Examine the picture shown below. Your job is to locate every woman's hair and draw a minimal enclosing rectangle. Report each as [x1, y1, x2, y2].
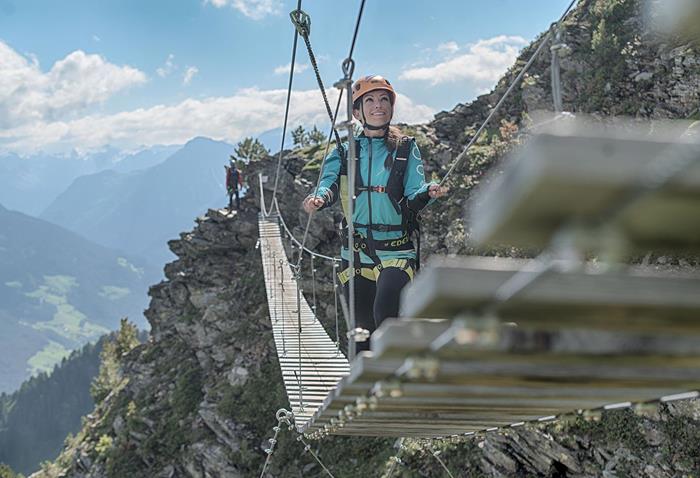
[353, 98, 402, 169]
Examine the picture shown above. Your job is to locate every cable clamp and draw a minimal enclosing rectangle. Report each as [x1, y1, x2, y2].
[333, 77, 352, 90]
[289, 9, 311, 36]
[395, 356, 440, 381]
[347, 327, 370, 342]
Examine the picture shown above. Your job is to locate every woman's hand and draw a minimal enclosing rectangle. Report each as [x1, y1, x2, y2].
[303, 195, 326, 213]
[428, 184, 449, 199]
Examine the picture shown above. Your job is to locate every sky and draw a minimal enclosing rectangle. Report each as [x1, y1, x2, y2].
[0, 0, 574, 155]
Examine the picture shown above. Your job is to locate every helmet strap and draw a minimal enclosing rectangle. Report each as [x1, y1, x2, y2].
[360, 102, 391, 132]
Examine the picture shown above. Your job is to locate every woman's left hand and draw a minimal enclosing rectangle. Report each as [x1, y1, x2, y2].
[428, 184, 449, 199]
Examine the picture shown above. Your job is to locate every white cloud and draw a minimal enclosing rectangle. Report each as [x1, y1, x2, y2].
[204, 0, 282, 20]
[437, 41, 459, 54]
[273, 62, 309, 75]
[183, 66, 199, 85]
[156, 53, 176, 78]
[0, 86, 435, 155]
[400, 35, 528, 86]
[0, 41, 146, 128]
[92, 34, 101, 42]
[393, 94, 436, 125]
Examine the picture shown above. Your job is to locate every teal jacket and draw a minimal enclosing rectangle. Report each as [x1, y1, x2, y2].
[311, 135, 435, 265]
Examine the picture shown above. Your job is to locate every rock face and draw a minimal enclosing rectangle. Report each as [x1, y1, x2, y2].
[33, 203, 269, 478]
[35, 0, 700, 477]
[33, 158, 393, 478]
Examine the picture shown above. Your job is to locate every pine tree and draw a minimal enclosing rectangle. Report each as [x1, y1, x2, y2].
[90, 319, 140, 403]
[308, 125, 325, 145]
[234, 137, 269, 162]
[115, 318, 140, 357]
[292, 125, 309, 147]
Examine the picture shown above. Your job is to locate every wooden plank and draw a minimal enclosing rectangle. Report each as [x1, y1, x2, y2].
[399, 256, 700, 334]
[302, 347, 700, 436]
[469, 121, 700, 251]
[372, 318, 700, 361]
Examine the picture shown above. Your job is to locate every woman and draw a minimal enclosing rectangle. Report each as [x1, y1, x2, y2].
[303, 75, 447, 353]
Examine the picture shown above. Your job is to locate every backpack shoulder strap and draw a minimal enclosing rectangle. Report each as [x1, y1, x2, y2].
[395, 135, 414, 162]
[337, 139, 362, 175]
[385, 136, 414, 215]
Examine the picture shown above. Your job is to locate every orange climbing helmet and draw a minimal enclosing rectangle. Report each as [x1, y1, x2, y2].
[352, 75, 396, 105]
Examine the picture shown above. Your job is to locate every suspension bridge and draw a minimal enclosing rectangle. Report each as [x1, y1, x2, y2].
[254, 0, 700, 475]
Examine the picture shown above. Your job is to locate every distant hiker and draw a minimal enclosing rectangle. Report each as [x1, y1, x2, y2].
[225, 156, 243, 210]
[302, 75, 448, 354]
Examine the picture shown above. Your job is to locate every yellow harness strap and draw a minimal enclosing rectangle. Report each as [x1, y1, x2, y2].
[338, 259, 414, 285]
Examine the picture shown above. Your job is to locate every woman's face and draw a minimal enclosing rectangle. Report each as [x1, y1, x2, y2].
[353, 90, 393, 128]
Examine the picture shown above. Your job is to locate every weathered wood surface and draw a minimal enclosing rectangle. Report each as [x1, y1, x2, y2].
[469, 122, 700, 251]
[400, 256, 700, 333]
[258, 215, 349, 430]
[302, 315, 700, 437]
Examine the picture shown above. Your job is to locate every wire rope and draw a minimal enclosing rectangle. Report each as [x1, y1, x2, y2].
[293, 0, 367, 270]
[268, 0, 303, 213]
[437, 0, 579, 188]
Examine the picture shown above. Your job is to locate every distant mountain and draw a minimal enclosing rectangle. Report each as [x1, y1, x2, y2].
[41, 137, 235, 266]
[112, 144, 181, 174]
[0, 203, 155, 393]
[0, 146, 176, 216]
[0, 153, 100, 216]
[256, 126, 287, 152]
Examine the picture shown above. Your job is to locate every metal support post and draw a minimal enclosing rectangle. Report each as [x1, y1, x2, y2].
[334, 59, 356, 361]
[295, 268, 305, 411]
[310, 254, 317, 321]
[279, 259, 287, 357]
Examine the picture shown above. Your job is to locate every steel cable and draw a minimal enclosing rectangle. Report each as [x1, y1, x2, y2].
[438, 0, 579, 188]
[268, 0, 303, 213]
[293, 0, 367, 270]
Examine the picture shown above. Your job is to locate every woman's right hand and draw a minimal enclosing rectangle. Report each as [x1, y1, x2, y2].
[303, 196, 325, 213]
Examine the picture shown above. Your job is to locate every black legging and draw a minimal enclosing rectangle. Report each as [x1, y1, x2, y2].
[342, 261, 412, 354]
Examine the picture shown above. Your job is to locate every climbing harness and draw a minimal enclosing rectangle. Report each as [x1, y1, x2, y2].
[337, 258, 414, 285]
[334, 135, 425, 283]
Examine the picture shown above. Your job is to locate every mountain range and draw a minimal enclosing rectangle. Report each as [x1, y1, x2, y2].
[0, 146, 178, 217]
[41, 137, 235, 266]
[0, 204, 155, 393]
